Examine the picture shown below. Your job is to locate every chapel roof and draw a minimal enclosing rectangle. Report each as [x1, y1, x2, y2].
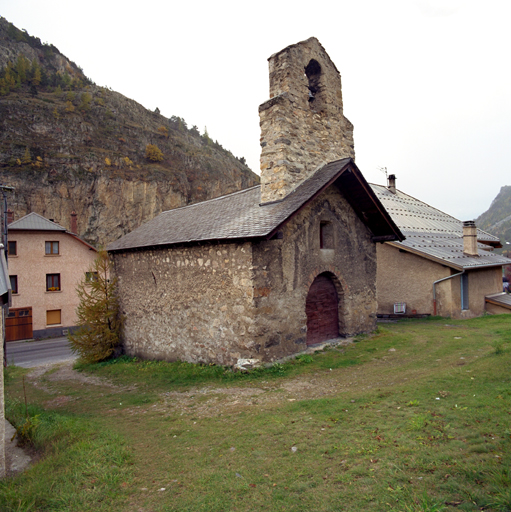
[370, 184, 511, 270]
[108, 158, 404, 253]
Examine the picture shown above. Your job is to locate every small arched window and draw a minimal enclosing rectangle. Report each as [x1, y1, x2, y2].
[320, 221, 334, 249]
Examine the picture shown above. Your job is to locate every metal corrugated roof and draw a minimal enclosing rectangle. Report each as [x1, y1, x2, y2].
[370, 185, 499, 242]
[108, 158, 403, 252]
[485, 292, 511, 309]
[370, 184, 511, 270]
[8, 212, 66, 232]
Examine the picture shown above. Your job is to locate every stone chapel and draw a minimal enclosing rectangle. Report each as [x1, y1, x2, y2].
[107, 37, 403, 365]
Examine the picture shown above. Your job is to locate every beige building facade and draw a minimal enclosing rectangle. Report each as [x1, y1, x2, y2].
[7, 213, 97, 339]
[371, 180, 511, 319]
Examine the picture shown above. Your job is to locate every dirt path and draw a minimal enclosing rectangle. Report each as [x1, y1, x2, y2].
[26, 345, 412, 419]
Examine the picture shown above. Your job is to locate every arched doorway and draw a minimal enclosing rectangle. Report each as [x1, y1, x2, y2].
[305, 273, 340, 346]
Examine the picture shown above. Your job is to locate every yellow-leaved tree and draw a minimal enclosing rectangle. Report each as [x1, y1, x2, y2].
[68, 251, 121, 363]
[145, 144, 164, 162]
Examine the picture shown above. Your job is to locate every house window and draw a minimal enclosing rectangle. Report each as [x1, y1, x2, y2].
[46, 309, 61, 325]
[45, 241, 59, 255]
[85, 271, 99, 283]
[9, 275, 18, 294]
[320, 221, 334, 249]
[46, 274, 61, 291]
[461, 273, 469, 310]
[7, 241, 16, 256]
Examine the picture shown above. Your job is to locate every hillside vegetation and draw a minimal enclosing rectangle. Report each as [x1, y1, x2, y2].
[0, 18, 259, 246]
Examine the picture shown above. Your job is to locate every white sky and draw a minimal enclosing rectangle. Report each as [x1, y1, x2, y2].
[2, 0, 510, 220]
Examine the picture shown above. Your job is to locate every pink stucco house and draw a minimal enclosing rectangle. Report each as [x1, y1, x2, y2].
[7, 213, 97, 340]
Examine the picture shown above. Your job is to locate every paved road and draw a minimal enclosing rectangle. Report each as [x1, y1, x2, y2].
[6, 336, 77, 368]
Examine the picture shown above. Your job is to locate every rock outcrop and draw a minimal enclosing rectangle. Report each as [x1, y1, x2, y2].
[0, 17, 259, 246]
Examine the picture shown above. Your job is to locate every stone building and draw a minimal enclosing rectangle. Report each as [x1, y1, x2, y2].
[108, 38, 403, 365]
[7, 213, 97, 340]
[371, 176, 511, 318]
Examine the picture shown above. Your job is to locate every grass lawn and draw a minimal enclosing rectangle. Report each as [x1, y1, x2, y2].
[1, 315, 511, 511]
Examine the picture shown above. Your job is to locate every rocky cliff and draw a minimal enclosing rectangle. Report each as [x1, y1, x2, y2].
[477, 185, 511, 254]
[0, 18, 259, 246]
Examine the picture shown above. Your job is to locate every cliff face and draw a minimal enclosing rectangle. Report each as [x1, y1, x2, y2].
[477, 185, 511, 253]
[0, 18, 259, 246]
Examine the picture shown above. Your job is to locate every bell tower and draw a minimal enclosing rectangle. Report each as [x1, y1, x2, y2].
[259, 38, 355, 203]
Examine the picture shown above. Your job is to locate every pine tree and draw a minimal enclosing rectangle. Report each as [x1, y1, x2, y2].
[68, 251, 121, 363]
[79, 92, 91, 111]
[21, 146, 31, 164]
[31, 59, 41, 86]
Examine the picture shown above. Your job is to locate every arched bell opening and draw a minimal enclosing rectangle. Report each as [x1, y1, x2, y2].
[305, 59, 322, 110]
[305, 272, 343, 346]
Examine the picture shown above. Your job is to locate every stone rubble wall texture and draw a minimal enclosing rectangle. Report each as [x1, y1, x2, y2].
[259, 37, 355, 203]
[113, 243, 256, 366]
[251, 187, 377, 361]
[112, 186, 378, 365]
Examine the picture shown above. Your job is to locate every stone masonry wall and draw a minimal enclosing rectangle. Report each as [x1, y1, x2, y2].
[251, 186, 377, 361]
[259, 37, 355, 203]
[112, 242, 256, 366]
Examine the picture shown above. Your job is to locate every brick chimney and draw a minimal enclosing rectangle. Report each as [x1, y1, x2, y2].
[70, 211, 78, 234]
[462, 220, 478, 256]
[6, 209, 14, 224]
[387, 174, 396, 194]
[258, 37, 355, 203]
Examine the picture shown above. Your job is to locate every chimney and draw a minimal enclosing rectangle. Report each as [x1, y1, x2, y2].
[70, 211, 77, 234]
[387, 174, 396, 194]
[462, 220, 478, 256]
[6, 209, 14, 224]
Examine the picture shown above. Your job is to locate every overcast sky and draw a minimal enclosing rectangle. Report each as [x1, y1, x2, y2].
[2, 0, 510, 220]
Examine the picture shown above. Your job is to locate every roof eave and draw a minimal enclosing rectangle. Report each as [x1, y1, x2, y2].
[108, 235, 261, 254]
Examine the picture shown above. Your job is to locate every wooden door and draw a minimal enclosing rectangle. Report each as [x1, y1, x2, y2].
[305, 274, 339, 345]
[6, 307, 33, 342]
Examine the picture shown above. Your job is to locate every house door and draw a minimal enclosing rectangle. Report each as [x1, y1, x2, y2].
[305, 273, 339, 345]
[5, 307, 33, 342]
